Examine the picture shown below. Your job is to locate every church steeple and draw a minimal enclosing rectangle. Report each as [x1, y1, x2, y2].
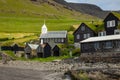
[41, 20, 47, 34]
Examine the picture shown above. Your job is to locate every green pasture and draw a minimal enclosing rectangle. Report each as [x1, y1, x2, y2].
[0, 16, 101, 33]
[0, 32, 38, 46]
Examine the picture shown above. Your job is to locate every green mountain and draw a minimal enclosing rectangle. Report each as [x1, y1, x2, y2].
[0, 0, 99, 19]
[0, 0, 100, 32]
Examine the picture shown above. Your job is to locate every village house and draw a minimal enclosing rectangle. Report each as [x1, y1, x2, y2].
[80, 12, 120, 54]
[47, 41, 61, 57]
[39, 23, 68, 45]
[24, 43, 52, 58]
[99, 12, 120, 36]
[81, 35, 120, 53]
[73, 22, 97, 48]
[24, 43, 38, 58]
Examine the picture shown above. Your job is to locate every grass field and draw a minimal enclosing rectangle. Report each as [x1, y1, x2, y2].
[0, 0, 100, 33]
[0, 17, 101, 46]
[0, 0, 101, 47]
[0, 32, 38, 46]
[0, 16, 99, 33]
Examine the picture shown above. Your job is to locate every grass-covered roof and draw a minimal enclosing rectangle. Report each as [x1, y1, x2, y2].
[84, 23, 97, 32]
[112, 12, 120, 20]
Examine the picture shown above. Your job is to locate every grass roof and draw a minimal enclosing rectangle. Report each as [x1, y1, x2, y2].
[85, 23, 97, 32]
[112, 12, 120, 20]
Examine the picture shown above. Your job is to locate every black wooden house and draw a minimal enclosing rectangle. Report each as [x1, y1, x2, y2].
[73, 23, 97, 42]
[73, 23, 97, 48]
[103, 12, 120, 35]
[81, 35, 120, 53]
[52, 45, 60, 56]
[42, 43, 51, 58]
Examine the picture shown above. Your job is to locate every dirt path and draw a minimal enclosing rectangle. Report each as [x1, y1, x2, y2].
[0, 66, 63, 80]
[0, 60, 119, 80]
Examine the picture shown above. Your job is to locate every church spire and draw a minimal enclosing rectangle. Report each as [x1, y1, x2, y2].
[41, 20, 47, 34]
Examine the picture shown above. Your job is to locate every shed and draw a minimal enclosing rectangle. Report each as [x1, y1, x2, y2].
[24, 43, 38, 58]
[52, 45, 60, 56]
[42, 43, 52, 58]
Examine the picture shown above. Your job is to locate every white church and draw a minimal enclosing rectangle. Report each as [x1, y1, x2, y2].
[39, 22, 68, 45]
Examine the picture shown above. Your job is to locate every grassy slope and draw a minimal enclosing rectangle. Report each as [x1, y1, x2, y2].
[0, 0, 100, 33]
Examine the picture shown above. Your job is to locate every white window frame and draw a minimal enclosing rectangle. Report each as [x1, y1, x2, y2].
[83, 33, 90, 39]
[98, 31, 106, 36]
[61, 38, 64, 42]
[114, 29, 120, 35]
[76, 34, 80, 39]
[107, 20, 115, 27]
[83, 34, 87, 39]
[87, 33, 90, 38]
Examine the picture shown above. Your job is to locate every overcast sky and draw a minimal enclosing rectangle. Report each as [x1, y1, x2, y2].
[65, 0, 120, 11]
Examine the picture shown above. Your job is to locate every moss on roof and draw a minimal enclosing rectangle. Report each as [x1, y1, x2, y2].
[118, 24, 120, 29]
[73, 21, 104, 33]
[96, 24, 105, 32]
[112, 12, 120, 20]
[84, 23, 97, 32]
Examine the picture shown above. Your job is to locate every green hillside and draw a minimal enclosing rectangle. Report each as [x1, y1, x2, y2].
[0, 0, 100, 33]
[0, 0, 97, 19]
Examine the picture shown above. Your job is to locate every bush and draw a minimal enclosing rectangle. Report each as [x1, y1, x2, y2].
[72, 48, 80, 56]
[61, 48, 69, 56]
[68, 34, 74, 44]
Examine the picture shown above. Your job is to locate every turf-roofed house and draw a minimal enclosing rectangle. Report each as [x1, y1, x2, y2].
[73, 22, 97, 48]
[80, 12, 120, 56]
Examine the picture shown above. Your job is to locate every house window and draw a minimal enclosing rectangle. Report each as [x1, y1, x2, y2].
[58, 38, 60, 42]
[61, 38, 64, 42]
[94, 42, 99, 49]
[76, 34, 80, 39]
[83, 33, 90, 39]
[107, 20, 115, 27]
[105, 41, 112, 48]
[114, 29, 120, 35]
[83, 34, 87, 39]
[54, 38, 57, 42]
[44, 38, 47, 42]
[87, 33, 90, 38]
[98, 31, 106, 36]
[81, 26, 85, 31]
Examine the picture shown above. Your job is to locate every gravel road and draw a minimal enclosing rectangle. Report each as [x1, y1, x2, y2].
[0, 66, 64, 80]
[0, 60, 119, 80]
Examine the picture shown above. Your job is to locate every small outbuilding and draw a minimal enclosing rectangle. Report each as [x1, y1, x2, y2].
[52, 45, 60, 56]
[42, 43, 52, 58]
[24, 43, 52, 58]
